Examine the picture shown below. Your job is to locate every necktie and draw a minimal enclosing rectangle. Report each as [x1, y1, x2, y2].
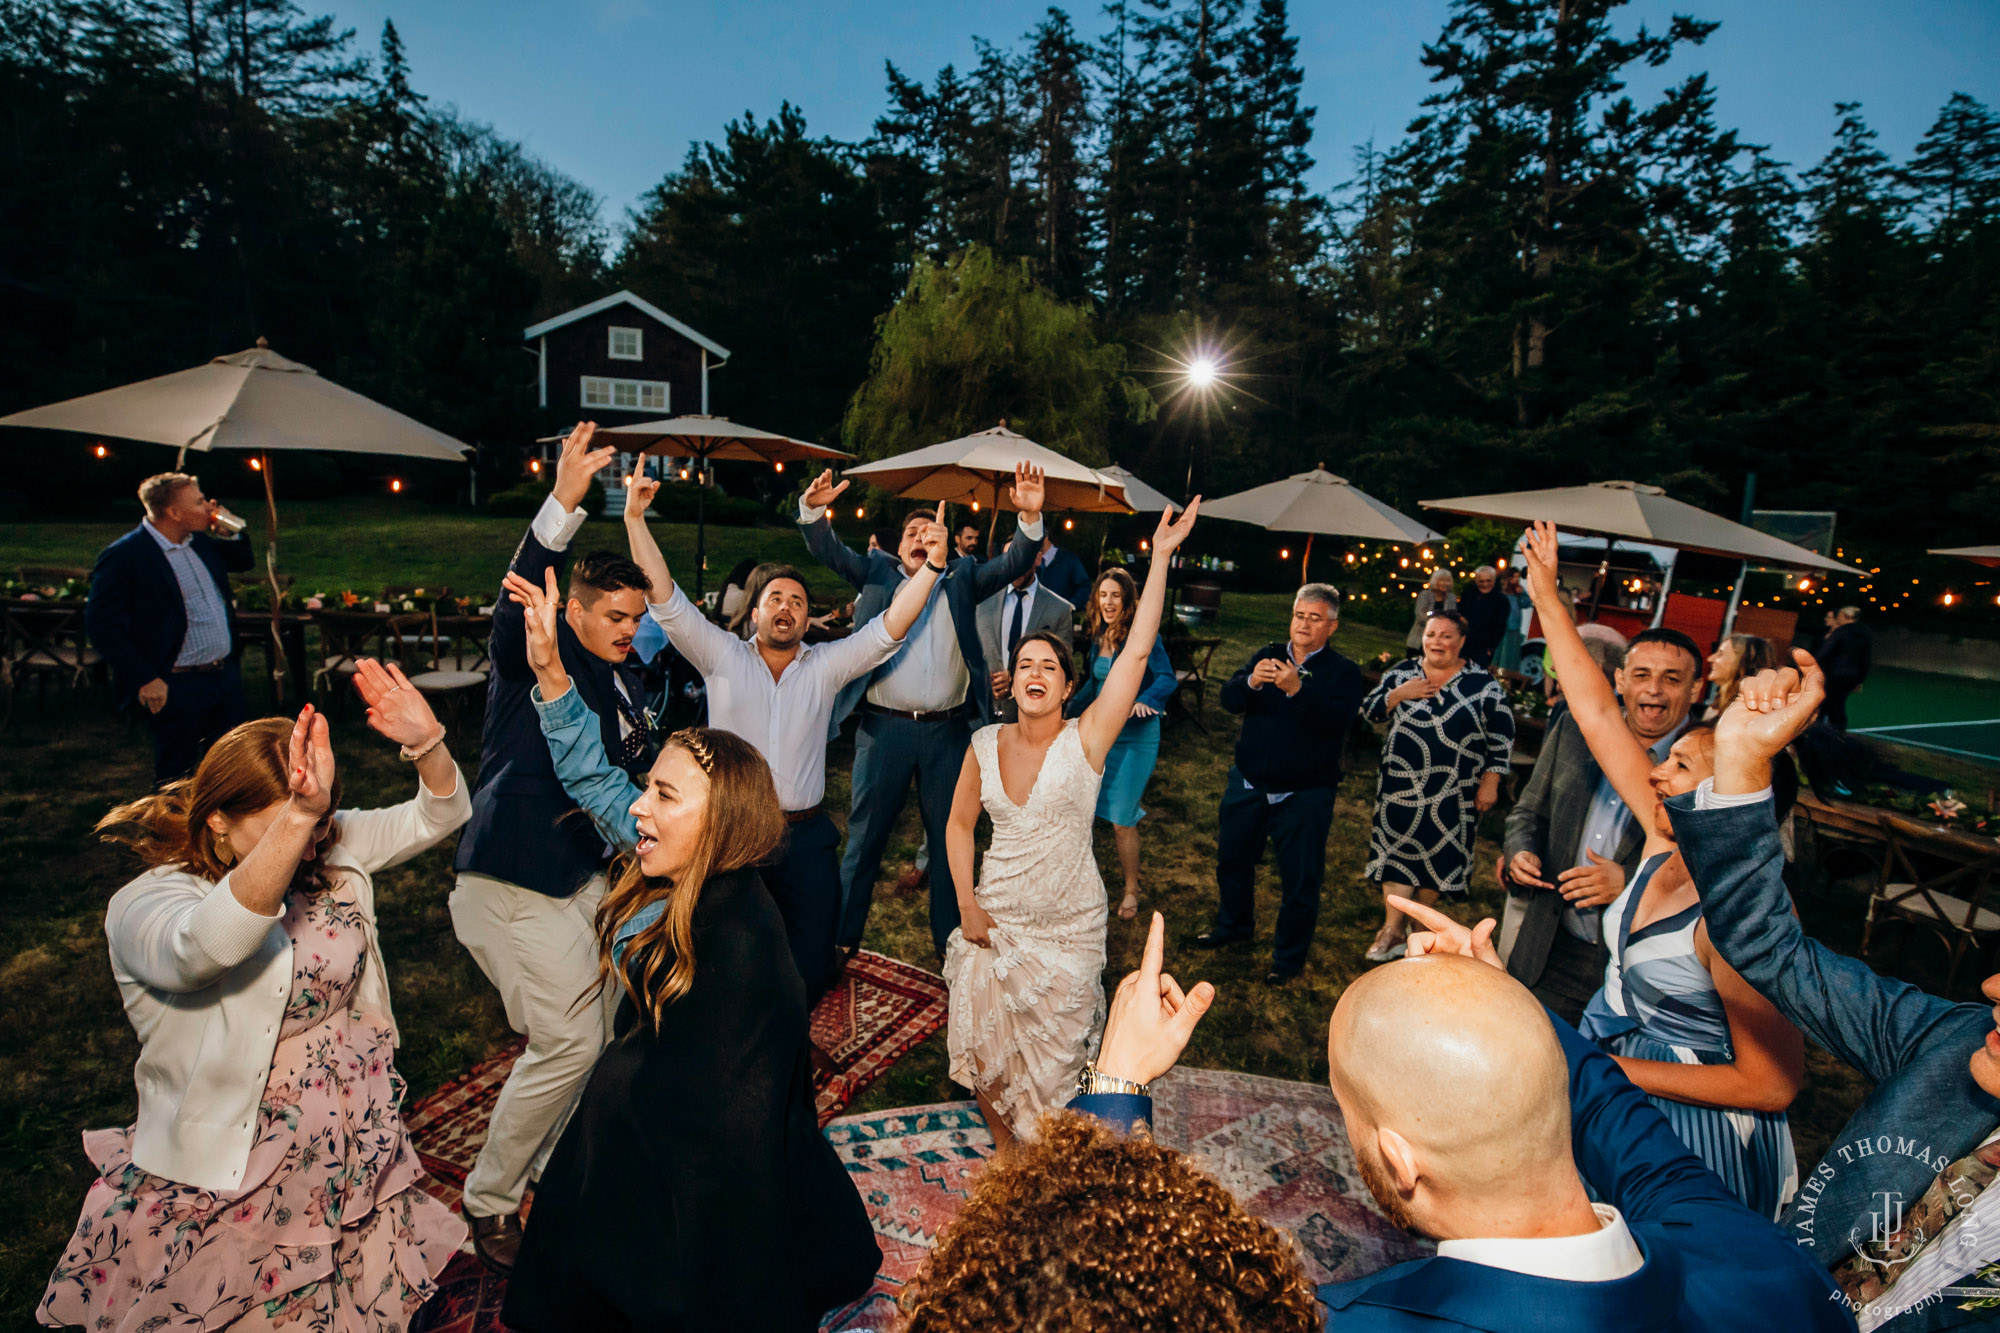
[1833, 1134, 2000, 1308]
[1006, 594, 1025, 659]
[610, 678, 652, 771]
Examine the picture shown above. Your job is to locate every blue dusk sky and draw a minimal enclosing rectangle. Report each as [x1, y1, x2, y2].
[323, 0, 2000, 231]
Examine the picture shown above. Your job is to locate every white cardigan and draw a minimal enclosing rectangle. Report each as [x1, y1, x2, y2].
[104, 766, 471, 1192]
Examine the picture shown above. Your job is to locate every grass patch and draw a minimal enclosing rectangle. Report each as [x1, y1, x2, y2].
[0, 512, 1896, 1324]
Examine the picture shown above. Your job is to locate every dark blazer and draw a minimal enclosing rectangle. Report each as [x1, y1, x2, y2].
[86, 524, 255, 706]
[1459, 585, 1514, 666]
[1670, 792, 1999, 1330]
[1502, 709, 1648, 988]
[455, 522, 654, 898]
[1037, 543, 1091, 608]
[800, 514, 1039, 726]
[504, 865, 880, 1331]
[1072, 1015, 1848, 1333]
[1820, 622, 1875, 686]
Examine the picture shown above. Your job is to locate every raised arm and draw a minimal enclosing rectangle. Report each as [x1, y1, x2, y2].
[876, 508, 952, 641]
[1077, 501, 1199, 766]
[1520, 521, 1656, 820]
[492, 422, 614, 682]
[795, 468, 871, 591]
[621, 473, 742, 677]
[966, 464, 1048, 600]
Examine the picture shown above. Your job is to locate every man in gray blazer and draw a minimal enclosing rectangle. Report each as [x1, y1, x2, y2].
[1497, 628, 1702, 1024]
[975, 566, 1075, 722]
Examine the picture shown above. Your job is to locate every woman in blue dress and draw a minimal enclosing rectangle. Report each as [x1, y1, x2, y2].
[1521, 520, 1803, 1220]
[1068, 567, 1176, 921]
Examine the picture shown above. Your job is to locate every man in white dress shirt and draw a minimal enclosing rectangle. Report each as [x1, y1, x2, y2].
[626, 477, 953, 1002]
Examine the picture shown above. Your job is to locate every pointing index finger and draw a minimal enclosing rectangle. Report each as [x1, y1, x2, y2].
[1140, 911, 1166, 989]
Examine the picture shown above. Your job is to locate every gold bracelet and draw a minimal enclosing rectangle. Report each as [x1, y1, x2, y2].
[1073, 1061, 1149, 1099]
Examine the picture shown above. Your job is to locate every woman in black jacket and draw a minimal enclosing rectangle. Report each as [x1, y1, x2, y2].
[503, 723, 881, 1332]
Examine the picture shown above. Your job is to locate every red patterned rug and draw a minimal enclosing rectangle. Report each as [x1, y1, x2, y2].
[405, 949, 948, 1213]
[819, 1067, 1433, 1332]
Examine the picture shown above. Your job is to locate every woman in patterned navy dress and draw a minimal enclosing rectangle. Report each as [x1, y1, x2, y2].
[1522, 520, 1803, 1220]
[1361, 609, 1514, 962]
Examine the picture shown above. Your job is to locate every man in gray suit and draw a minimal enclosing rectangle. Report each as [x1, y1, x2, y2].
[1497, 627, 1702, 1024]
[976, 565, 1074, 721]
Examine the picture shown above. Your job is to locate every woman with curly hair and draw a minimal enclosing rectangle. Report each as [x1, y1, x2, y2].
[900, 1111, 1322, 1333]
[40, 668, 472, 1333]
[499, 566, 881, 1333]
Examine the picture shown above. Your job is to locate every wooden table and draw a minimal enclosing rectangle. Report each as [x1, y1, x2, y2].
[233, 611, 313, 703]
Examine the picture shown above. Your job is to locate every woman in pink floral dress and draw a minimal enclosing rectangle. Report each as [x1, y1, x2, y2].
[40, 662, 472, 1332]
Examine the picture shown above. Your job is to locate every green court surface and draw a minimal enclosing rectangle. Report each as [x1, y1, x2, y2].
[1851, 666, 2000, 761]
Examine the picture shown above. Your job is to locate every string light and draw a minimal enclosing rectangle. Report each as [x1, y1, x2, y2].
[1064, 519, 1074, 530]
[390, 478, 403, 493]
[774, 461, 784, 473]
[92, 443, 107, 458]
[971, 501, 981, 512]
[530, 459, 541, 474]
[855, 507, 865, 519]
[248, 458, 262, 471]
[1280, 548, 1291, 560]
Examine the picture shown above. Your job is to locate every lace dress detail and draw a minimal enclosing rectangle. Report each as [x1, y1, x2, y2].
[943, 719, 1108, 1138]
[40, 877, 464, 1332]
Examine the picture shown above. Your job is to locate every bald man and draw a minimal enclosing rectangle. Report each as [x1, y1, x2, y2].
[1061, 914, 1848, 1333]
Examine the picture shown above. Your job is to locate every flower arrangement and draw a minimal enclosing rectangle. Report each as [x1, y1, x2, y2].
[3, 577, 89, 602]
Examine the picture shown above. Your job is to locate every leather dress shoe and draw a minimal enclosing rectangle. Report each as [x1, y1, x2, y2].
[468, 1210, 523, 1274]
[1189, 930, 1250, 950]
[894, 866, 929, 894]
[1264, 965, 1302, 984]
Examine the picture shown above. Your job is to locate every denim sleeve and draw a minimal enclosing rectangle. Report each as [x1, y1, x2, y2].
[1667, 792, 1973, 1085]
[534, 684, 640, 848]
[1136, 639, 1177, 713]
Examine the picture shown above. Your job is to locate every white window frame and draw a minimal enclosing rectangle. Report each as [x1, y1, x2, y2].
[581, 376, 668, 412]
[608, 325, 644, 361]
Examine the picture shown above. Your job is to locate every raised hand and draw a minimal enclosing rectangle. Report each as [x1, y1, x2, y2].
[1714, 649, 1825, 790]
[1096, 912, 1216, 1086]
[1388, 895, 1502, 970]
[552, 420, 616, 512]
[1151, 497, 1201, 557]
[1008, 462, 1045, 519]
[803, 468, 850, 511]
[502, 567, 564, 680]
[916, 508, 951, 567]
[1522, 520, 1563, 606]
[286, 704, 336, 817]
[623, 469, 661, 522]
[353, 658, 444, 750]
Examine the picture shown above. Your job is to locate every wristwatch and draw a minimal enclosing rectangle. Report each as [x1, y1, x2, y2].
[1073, 1061, 1149, 1099]
[926, 559, 948, 573]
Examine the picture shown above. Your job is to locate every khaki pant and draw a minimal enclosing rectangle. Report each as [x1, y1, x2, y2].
[449, 871, 614, 1219]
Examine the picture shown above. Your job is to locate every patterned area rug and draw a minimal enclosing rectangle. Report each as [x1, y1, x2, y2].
[404, 949, 948, 1212]
[820, 1066, 1433, 1331]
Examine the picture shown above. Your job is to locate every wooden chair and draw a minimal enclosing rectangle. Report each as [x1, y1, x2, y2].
[1, 599, 102, 726]
[1863, 812, 2000, 997]
[310, 609, 392, 710]
[401, 611, 491, 732]
[1164, 635, 1222, 732]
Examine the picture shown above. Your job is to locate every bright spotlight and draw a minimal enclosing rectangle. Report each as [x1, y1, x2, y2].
[1187, 357, 1219, 390]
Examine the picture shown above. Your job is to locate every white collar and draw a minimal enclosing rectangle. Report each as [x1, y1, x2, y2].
[1008, 581, 1037, 603]
[143, 517, 192, 551]
[1435, 1204, 1644, 1282]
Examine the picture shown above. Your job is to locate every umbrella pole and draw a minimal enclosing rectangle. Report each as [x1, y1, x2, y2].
[1301, 533, 1313, 586]
[1720, 560, 1749, 639]
[1586, 535, 1614, 621]
[986, 481, 1001, 552]
[260, 451, 287, 704]
[694, 452, 707, 601]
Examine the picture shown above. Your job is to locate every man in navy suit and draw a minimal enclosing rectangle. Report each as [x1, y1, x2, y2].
[1674, 652, 2000, 1331]
[1036, 913, 1848, 1332]
[1036, 533, 1092, 608]
[86, 471, 255, 783]
[449, 422, 658, 1273]
[796, 464, 1045, 956]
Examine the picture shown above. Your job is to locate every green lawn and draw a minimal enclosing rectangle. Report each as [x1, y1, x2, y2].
[0, 509, 1894, 1326]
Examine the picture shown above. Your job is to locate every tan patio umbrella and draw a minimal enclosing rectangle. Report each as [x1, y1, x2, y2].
[1201, 466, 1442, 584]
[573, 415, 851, 596]
[840, 422, 1131, 548]
[0, 339, 471, 698]
[1097, 463, 1178, 513]
[1931, 545, 2000, 568]
[1423, 479, 1862, 631]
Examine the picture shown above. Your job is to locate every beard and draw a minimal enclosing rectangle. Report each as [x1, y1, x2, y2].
[1355, 1139, 1427, 1237]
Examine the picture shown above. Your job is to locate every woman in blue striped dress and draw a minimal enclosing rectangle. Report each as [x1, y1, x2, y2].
[1522, 521, 1803, 1220]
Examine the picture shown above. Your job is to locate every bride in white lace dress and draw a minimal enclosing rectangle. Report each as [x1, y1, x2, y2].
[944, 499, 1201, 1143]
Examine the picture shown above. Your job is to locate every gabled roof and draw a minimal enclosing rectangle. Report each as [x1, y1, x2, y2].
[522, 291, 731, 362]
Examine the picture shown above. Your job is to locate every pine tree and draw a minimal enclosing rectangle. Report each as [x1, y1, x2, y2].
[1900, 93, 2000, 244]
[1020, 8, 1093, 298]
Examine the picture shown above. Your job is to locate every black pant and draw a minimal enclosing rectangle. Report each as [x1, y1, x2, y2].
[762, 810, 842, 1005]
[838, 710, 971, 954]
[1531, 927, 1610, 1028]
[147, 661, 246, 785]
[1212, 768, 1337, 972]
[1824, 677, 1861, 731]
